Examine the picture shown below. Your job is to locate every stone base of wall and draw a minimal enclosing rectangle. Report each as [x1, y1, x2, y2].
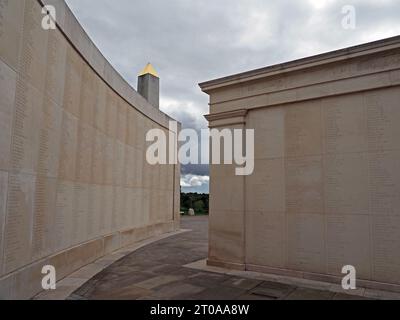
[207, 259, 246, 271]
[207, 259, 400, 293]
[0, 222, 177, 300]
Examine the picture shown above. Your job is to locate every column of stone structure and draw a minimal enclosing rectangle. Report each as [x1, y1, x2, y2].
[205, 110, 248, 270]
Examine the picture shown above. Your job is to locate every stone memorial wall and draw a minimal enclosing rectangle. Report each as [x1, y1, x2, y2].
[0, 0, 180, 299]
[201, 36, 400, 292]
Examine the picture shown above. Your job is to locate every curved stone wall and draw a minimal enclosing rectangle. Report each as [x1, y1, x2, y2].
[0, 0, 180, 299]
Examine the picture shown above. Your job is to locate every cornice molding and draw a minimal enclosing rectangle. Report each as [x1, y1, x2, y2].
[199, 36, 400, 93]
[204, 109, 248, 128]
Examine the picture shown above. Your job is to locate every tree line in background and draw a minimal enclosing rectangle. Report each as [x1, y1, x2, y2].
[180, 193, 209, 215]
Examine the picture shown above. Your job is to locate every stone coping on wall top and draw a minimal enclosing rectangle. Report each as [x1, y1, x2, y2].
[39, 0, 179, 130]
[199, 35, 400, 92]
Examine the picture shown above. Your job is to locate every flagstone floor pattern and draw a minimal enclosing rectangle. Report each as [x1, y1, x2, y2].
[68, 216, 377, 300]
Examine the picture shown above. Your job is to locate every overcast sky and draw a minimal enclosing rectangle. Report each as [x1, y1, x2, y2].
[65, 0, 400, 193]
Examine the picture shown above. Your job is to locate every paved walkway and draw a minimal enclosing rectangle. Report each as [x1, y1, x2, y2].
[67, 216, 381, 300]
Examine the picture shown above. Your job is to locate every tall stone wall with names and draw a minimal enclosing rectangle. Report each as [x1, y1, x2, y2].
[0, 0, 180, 299]
[202, 36, 400, 291]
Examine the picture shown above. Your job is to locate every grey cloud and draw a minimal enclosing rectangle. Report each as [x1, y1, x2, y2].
[182, 164, 209, 177]
[66, 0, 400, 116]
[65, 0, 400, 190]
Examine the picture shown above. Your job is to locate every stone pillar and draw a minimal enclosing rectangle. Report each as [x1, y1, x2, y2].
[138, 63, 160, 109]
[172, 122, 181, 231]
[205, 110, 248, 270]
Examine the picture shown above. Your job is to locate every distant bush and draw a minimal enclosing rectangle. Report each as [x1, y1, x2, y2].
[181, 193, 209, 215]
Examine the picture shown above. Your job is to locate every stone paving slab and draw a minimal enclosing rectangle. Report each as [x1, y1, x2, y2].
[364, 289, 400, 300]
[184, 257, 400, 300]
[191, 286, 247, 300]
[90, 285, 153, 300]
[183, 272, 239, 290]
[36, 217, 399, 300]
[33, 229, 190, 300]
[285, 288, 336, 300]
[238, 293, 276, 300]
[152, 283, 205, 300]
[333, 293, 374, 300]
[250, 281, 296, 299]
[135, 275, 185, 290]
[222, 278, 263, 291]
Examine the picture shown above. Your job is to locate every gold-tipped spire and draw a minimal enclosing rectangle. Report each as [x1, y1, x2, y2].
[139, 63, 159, 78]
